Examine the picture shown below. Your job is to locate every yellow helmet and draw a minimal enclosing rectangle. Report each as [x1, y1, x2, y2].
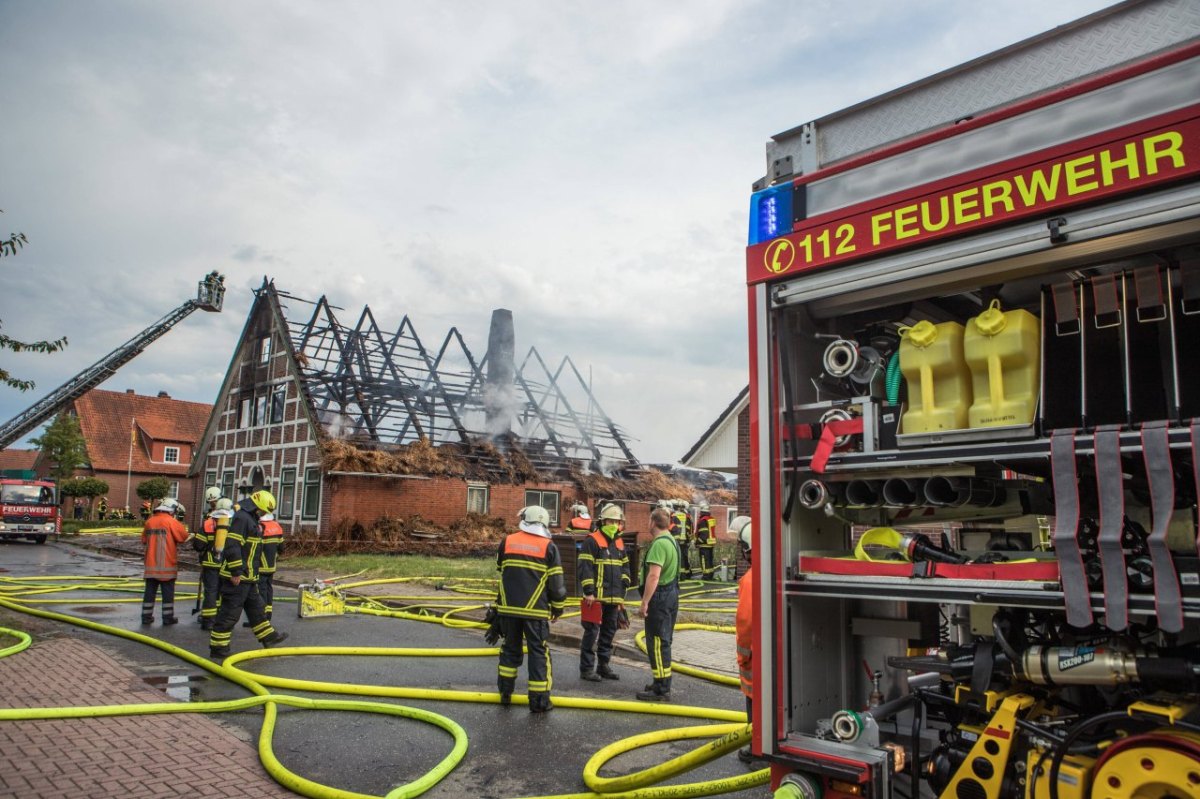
[249, 490, 277, 513]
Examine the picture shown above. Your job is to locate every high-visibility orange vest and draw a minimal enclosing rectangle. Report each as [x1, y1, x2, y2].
[142, 512, 190, 581]
[735, 565, 754, 699]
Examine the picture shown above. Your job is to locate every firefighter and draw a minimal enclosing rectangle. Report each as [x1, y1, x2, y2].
[139, 500, 152, 521]
[636, 507, 679, 702]
[729, 514, 762, 764]
[577, 504, 631, 682]
[695, 503, 717, 580]
[590, 500, 615, 533]
[97, 496, 108, 520]
[193, 487, 231, 630]
[257, 511, 284, 619]
[668, 499, 693, 579]
[495, 505, 567, 713]
[208, 490, 288, 658]
[564, 503, 592, 533]
[140, 499, 190, 625]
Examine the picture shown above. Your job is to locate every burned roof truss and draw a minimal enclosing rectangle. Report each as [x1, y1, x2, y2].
[280, 289, 638, 472]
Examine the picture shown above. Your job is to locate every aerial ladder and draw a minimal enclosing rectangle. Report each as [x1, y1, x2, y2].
[0, 271, 226, 450]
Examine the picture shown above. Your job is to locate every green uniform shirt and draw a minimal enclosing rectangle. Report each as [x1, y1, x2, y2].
[641, 533, 679, 588]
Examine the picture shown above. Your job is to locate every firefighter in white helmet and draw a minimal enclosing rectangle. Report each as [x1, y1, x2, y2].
[565, 503, 591, 534]
[192, 487, 231, 630]
[694, 502, 717, 580]
[729, 515, 762, 764]
[209, 490, 288, 658]
[494, 505, 567, 712]
[577, 503, 631, 682]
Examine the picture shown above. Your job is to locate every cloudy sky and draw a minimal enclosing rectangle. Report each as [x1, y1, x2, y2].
[0, 0, 1115, 464]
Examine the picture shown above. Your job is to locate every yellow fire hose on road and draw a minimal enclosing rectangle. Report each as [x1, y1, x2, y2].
[0, 575, 767, 799]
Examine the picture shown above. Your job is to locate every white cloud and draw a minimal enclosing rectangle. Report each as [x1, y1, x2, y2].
[0, 0, 1117, 461]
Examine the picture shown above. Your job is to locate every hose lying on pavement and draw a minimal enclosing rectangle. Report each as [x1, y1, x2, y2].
[0, 575, 767, 799]
[0, 626, 32, 658]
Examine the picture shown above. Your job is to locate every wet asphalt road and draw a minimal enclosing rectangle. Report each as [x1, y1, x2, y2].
[0, 540, 769, 799]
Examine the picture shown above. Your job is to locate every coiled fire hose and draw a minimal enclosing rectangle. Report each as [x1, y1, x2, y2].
[0, 574, 766, 799]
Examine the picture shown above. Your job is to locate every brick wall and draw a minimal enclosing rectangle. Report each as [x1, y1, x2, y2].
[86, 470, 197, 517]
[737, 406, 750, 515]
[327, 476, 582, 530]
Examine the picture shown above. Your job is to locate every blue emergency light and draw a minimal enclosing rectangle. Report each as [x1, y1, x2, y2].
[748, 183, 793, 245]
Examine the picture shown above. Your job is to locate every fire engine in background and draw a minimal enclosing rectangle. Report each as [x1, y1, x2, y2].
[0, 478, 59, 544]
[745, 3, 1200, 798]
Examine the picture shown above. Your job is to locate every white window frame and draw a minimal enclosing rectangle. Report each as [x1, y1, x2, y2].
[466, 483, 489, 515]
[167, 481, 179, 500]
[163, 446, 180, 464]
[523, 489, 560, 526]
[259, 334, 272, 364]
[254, 395, 268, 427]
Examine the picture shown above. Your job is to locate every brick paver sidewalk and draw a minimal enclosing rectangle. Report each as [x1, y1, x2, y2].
[0, 637, 295, 798]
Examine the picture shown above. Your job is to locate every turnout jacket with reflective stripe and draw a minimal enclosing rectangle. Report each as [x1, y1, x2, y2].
[196, 509, 232, 568]
[259, 518, 284, 573]
[577, 530, 630, 604]
[496, 531, 567, 620]
[736, 566, 754, 699]
[695, 513, 716, 548]
[142, 512, 190, 580]
[669, 511, 691, 544]
[219, 508, 264, 582]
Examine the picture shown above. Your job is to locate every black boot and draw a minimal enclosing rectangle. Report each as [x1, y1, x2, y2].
[529, 692, 554, 713]
[498, 676, 515, 706]
[580, 671, 602, 682]
[636, 678, 671, 702]
[597, 663, 619, 680]
[262, 631, 289, 648]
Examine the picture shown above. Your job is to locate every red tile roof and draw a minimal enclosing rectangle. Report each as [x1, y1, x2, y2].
[0, 449, 38, 472]
[73, 389, 212, 475]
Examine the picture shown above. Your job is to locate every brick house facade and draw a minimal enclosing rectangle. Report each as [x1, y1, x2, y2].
[190, 283, 707, 540]
[37, 388, 211, 517]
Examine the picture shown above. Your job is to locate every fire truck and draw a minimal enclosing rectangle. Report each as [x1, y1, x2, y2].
[0, 478, 59, 544]
[745, 2, 1200, 798]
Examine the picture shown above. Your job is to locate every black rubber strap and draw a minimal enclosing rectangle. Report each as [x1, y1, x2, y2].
[1051, 282, 1080, 336]
[1051, 429, 1092, 627]
[1142, 420, 1182, 633]
[1095, 425, 1128, 631]
[1091, 274, 1122, 329]
[1134, 266, 1167, 323]
[1181, 253, 1200, 316]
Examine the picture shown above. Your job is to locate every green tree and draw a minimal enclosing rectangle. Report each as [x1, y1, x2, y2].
[1, 213, 67, 391]
[59, 476, 110, 519]
[30, 413, 88, 480]
[136, 477, 172, 505]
